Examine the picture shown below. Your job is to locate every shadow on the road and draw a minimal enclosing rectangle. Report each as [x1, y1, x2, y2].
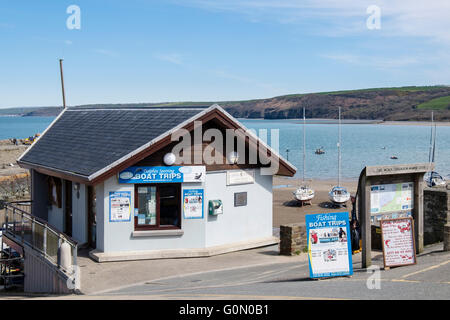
[258, 250, 280, 256]
[262, 277, 317, 283]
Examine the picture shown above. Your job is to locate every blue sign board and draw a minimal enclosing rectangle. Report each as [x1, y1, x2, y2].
[109, 191, 132, 222]
[305, 212, 353, 278]
[183, 189, 204, 219]
[118, 166, 205, 184]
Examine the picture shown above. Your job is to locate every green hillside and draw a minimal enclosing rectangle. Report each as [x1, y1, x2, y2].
[417, 95, 450, 110]
[2, 85, 450, 121]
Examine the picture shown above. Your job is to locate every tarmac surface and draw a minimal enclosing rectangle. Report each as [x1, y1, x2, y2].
[85, 243, 449, 300]
[0, 242, 448, 300]
[21, 242, 441, 300]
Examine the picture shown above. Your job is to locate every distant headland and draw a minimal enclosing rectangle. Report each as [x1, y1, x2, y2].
[1, 85, 449, 121]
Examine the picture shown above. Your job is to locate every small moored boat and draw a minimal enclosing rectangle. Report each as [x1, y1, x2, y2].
[294, 107, 315, 204]
[329, 186, 350, 205]
[294, 185, 315, 202]
[425, 112, 446, 188]
[328, 107, 350, 206]
[315, 147, 325, 155]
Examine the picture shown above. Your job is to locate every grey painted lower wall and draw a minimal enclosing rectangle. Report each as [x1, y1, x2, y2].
[23, 244, 72, 294]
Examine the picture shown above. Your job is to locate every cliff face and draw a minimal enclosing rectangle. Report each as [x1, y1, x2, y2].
[23, 107, 63, 117]
[221, 87, 450, 121]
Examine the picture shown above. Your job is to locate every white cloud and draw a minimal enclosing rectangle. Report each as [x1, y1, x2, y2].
[93, 49, 119, 58]
[173, 0, 450, 43]
[321, 53, 420, 69]
[154, 53, 183, 65]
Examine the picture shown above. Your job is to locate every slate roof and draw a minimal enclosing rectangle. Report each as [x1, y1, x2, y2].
[19, 105, 209, 178]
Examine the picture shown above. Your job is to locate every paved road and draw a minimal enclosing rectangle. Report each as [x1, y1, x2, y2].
[97, 244, 450, 300]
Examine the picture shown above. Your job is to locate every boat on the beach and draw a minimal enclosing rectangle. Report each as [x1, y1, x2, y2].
[294, 107, 315, 203]
[329, 107, 350, 206]
[425, 111, 446, 187]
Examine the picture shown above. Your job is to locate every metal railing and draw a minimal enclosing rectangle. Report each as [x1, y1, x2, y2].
[2, 201, 78, 276]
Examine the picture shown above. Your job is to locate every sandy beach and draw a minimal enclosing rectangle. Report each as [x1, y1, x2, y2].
[272, 176, 358, 227]
[0, 140, 28, 178]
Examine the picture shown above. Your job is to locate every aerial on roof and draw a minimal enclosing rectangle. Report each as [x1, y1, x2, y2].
[18, 104, 296, 183]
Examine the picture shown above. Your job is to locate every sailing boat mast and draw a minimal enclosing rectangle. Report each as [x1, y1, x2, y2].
[428, 112, 434, 164]
[432, 112, 437, 163]
[338, 107, 341, 187]
[303, 107, 306, 183]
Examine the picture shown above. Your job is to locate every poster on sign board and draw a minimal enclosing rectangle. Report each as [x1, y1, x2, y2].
[183, 189, 204, 219]
[380, 217, 416, 268]
[305, 212, 353, 278]
[109, 191, 131, 222]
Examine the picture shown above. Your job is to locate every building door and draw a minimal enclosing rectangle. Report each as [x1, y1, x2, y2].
[64, 180, 73, 236]
[87, 186, 97, 249]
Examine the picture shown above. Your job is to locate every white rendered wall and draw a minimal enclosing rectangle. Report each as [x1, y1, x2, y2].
[96, 169, 273, 253]
[204, 169, 273, 247]
[99, 175, 206, 253]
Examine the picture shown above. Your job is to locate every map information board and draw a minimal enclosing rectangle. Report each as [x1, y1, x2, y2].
[370, 182, 413, 214]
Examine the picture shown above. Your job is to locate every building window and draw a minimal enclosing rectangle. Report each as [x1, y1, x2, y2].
[134, 184, 181, 230]
[47, 176, 62, 208]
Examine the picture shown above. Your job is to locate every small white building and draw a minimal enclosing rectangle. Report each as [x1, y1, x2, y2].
[18, 104, 296, 262]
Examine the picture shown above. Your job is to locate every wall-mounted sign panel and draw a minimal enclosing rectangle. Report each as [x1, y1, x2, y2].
[370, 211, 412, 227]
[226, 170, 255, 186]
[109, 191, 131, 222]
[234, 192, 247, 207]
[381, 217, 416, 268]
[305, 212, 353, 278]
[119, 166, 205, 184]
[370, 182, 413, 215]
[183, 189, 204, 219]
[366, 163, 432, 177]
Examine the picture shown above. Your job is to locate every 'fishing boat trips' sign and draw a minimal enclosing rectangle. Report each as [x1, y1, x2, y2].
[118, 166, 206, 184]
[306, 212, 353, 278]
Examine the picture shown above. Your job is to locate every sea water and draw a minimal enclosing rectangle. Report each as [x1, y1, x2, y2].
[0, 116, 55, 140]
[0, 116, 448, 180]
[240, 119, 450, 180]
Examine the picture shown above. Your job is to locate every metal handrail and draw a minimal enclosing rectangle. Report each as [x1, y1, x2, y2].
[2, 201, 78, 276]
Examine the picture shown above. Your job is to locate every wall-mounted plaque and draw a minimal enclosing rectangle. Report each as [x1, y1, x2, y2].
[226, 170, 255, 186]
[234, 192, 247, 207]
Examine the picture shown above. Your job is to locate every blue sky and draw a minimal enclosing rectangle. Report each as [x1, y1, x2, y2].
[1, 0, 449, 108]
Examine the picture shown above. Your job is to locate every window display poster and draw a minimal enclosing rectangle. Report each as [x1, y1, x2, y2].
[381, 217, 416, 267]
[183, 189, 204, 219]
[306, 212, 353, 278]
[109, 191, 132, 222]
